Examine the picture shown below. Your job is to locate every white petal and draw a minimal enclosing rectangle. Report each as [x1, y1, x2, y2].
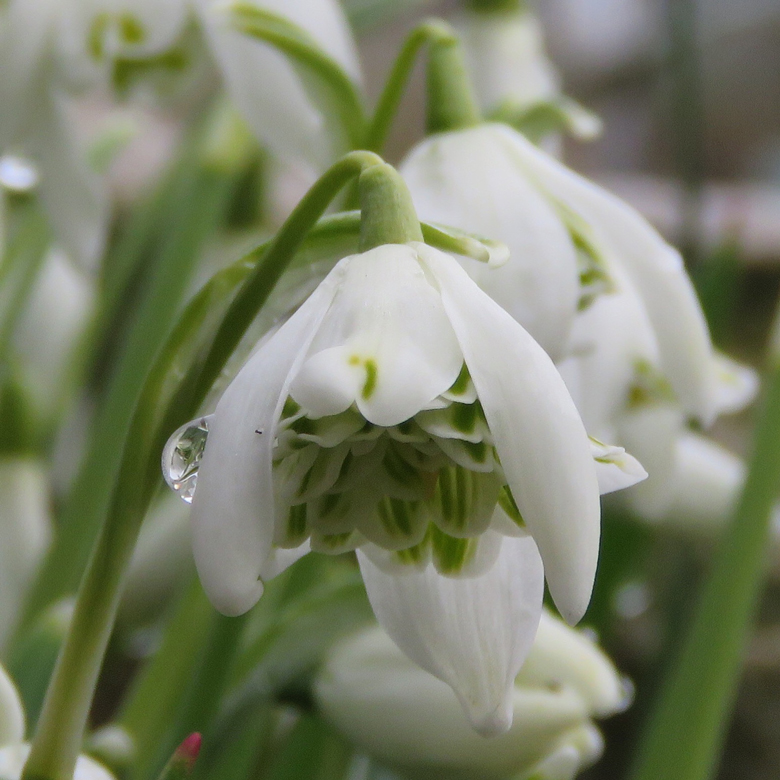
[625, 432, 745, 532]
[495, 124, 716, 422]
[518, 611, 628, 716]
[191, 270, 341, 616]
[617, 403, 685, 519]
[28, 89, 108, 269]
[316, 625, 588, 777]
[358, 533, 544, 736]
[0, 661, 25, 744]
[711, 352, 759, 416]
[0, 0, 57, 147]
[590, 438, 647, 495]
[0, 459, 52, 650]
[562, 268, 660, 436]
[420, 244, 600, 624]
[195, 0, 360, 170]
[401, 126, 579, 360]
[290, 246, 463, 426]
[453, 8, 560, 113]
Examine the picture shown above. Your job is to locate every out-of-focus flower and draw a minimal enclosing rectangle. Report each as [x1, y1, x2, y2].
[0, 459, 52, 651]
[164, 240, 644, 734]
[0, 660, 114, 779]
[315, 613, 629, 780]
[13, 248, 96, 430]
[195, 0, 363, 171]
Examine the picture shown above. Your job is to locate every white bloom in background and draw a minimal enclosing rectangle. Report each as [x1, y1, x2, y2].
[195, 0, 363, 171]
[315, 614, 628, 780]
[164, 241, 644, 734]
[403, 122, 755, 517]
[13, 249, 96, 429]
[454, 4, 560, 116]
[0, 460, 52, 651]
[0, 660, 115, 780]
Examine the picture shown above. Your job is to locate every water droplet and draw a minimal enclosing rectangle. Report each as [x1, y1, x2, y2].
[162, 415, 213, 504]
[0, 155, 39, 192]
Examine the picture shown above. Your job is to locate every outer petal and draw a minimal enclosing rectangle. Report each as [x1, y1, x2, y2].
[357, 533, 545, 736]
[518, 611, 627, 717]
[195, 0, 360, 170]
[561, 268, 660, 436]
[316, 625, 587, 780]
[617, 403, 684, 519]
[28, 88, 108, 269]
[191, 268, 341, 615]
[401, 126, 579, 359]
[290, 246, 463, 426]
[0, 662, 25, 744]
[453, 8, 560, 113]
[495, 124, 716, 422]
[711, 352, 759, 416]
[420, 244, 600, 624]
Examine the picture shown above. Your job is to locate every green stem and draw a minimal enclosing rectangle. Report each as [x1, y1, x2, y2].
[20, 151, 385, 780]
[146, 612, 249, 780]
[629, 344, 780, 780]
[359, 163, 423, 250]
[466, 0, 524, 11]
[363, 20, 458, 153]
[20, 121, 245, 626]
[426, 34, 481, 135]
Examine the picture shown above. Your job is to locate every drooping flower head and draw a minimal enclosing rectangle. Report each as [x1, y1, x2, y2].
[164, 170, 645, 731]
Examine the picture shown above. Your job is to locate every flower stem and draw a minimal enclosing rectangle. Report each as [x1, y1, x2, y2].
[358, 163, 423, 250]
[629, 333, 780, 780]
[20, 150, 386, 780]
[426, 32, 481, 134]
[363, 20, 459, 153]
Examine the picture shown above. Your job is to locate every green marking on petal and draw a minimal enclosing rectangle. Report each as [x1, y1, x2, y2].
[376, 496, 419, 538]
[498, 485, 525, 528]
[627, 359, 677, 408]
[317, 531, 356, 552]
[362, 358, 378, 399]
[394, 531, 431, 566]
[430, 525, 475, 575]
[286, 504, 308, 545]
[282, 397, 301, 418]
[430, 465, 502, 537]
[448, 364, 471, 396]
[88, 13, 110, 60]
[119, 13, 146, 43]
[451, 402, 477, 434]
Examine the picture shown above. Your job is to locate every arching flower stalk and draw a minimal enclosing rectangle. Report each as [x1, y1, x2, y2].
[163, 165, 646, 734]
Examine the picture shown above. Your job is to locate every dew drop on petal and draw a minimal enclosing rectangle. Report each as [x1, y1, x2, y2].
[0, 155, 39, 192]
[162, 415, 213, 504]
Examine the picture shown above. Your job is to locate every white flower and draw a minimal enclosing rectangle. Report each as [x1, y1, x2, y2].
[454, 5, 560, 116]
[0, 661, 114, 780]
[13, 249, 96, 429]
[315, 613, 628, 780]
[166, 241, 644, 734]
[195, 0, 362, 170]
[401, 123, 719, 422]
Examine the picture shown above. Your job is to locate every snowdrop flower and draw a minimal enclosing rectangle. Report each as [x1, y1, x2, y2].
[402, 121, 757, 527]
[0, 661, 115, 780]
[454, 2, 600, 147]
[558, 271, 757, 518]
[165, 239, 644, 734]
[315, 613, 628, 780]
[0, 0, 107, 267]
[13, 249, 96, 430]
